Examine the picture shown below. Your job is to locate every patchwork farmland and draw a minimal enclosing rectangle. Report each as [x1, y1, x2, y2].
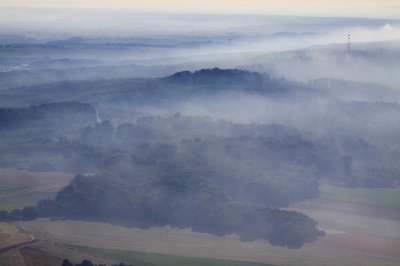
[1, 169, 400, 266]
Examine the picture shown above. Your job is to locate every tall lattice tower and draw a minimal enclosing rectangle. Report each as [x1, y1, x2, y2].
[347, 34, 351, 55]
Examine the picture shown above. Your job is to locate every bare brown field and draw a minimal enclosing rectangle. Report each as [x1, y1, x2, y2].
[0, 223, 31, 250]
[0, 168, 75, 209]
[20, 218, 400, 266]
[317, 233, 400, 258]
[0, 222, 34, 266]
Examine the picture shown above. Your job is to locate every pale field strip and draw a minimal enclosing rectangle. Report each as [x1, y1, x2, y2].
[0, 169, 74, 185]
[21, 219, 400, 266]
[295, 208, 400, 238]
[318, 228, 346, 235]
[289, 198, 400, 221]
[288, 202, 400, 239]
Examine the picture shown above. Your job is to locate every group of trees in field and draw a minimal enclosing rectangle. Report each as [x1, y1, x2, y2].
[3, 170, 323, 248]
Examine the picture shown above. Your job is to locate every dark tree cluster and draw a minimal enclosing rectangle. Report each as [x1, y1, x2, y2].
[5, 149, 324, 248]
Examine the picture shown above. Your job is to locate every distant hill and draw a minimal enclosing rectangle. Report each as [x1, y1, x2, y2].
[0, 68, 298, 108]
[165, 68, 268, 87]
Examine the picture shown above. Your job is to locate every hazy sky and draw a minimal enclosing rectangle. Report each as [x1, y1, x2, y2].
[2, 0, 400, 17]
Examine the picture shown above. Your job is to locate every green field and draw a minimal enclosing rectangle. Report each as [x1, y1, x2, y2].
[72, 246, 273, 266]
[0, 202, 32, 212]
[320, 183, 400, 209]
[0, 183, 33, 211]
[0, 183, 31, 192]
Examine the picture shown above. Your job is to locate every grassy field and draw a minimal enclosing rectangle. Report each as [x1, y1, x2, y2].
[320, 183, 400, 209]
[0, 184, 31, 193]
[0, 183, 33, 211]
[73, 246, 272, 266]
[0, 203, 31, 212]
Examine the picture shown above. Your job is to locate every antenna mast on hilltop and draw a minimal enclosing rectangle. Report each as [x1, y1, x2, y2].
[347, 34, 351, 55]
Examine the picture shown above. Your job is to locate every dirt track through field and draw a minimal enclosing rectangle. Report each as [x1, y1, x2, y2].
[0, 224, 37, 254]
[0, 223, 31, 251]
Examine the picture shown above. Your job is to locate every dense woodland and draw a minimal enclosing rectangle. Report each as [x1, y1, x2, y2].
[1, 69, 400, 248]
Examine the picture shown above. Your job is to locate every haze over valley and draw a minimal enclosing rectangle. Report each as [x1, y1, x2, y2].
[0, 3, 400, 266]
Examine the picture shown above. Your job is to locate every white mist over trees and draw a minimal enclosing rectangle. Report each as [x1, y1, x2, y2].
[0, 8, 399, 259]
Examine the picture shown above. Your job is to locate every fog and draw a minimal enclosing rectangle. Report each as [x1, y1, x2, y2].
[1, 8, 399, 92]
[0, 6, 400, 265]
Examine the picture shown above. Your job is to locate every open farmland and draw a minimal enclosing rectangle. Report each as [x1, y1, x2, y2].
[0, 223, 31, 250]
[0, 222, 38, 266]
[287, 185, 400, 264]
[71, 246, 272, 266]
[2, 170, 400, 266]
[0, 221, 115, 266]
[0, 168, 75, 211]
[1, 173, 400, 266]
[320, 183, 400, 209]
[20, 211, 400, 266]
[15, 183, 400, 266]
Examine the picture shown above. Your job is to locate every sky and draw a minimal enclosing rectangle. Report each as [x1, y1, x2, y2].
[1, 0, 400, 18]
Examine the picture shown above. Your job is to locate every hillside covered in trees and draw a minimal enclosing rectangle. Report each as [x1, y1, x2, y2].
[1, 69, 400, 249]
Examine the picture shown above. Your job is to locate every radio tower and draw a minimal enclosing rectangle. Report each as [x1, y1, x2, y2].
[347, 34, 351, 55]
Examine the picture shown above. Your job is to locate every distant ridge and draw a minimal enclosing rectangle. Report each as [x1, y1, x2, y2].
[164, 68, 268, 86]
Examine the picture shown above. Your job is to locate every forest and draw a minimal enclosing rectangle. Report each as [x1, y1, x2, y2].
[1, 68, 400, 249]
